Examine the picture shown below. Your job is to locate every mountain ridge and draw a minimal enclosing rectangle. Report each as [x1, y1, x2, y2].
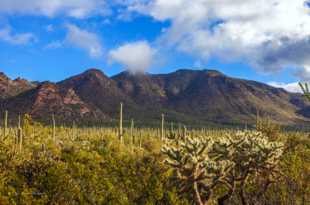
[0, 68, 309, 127]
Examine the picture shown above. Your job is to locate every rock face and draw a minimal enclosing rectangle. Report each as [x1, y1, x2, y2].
[29, 83, 98, 119]
[1, 78, 105, 124]
[1, 68, 309, 126]
[0, 72, 35, 99]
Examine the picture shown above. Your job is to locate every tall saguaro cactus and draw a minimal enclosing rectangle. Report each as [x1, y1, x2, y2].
[161, 113, 165, 141]
[2, 110, 8, 139]
[170, 122, 174, 133]
[52, 114, 56, 142]
[119, 102, 123, 143]
[17, 114, 23, 152]
[130, 119, 134, 145]
[17, 127, 23, 152]
[18, 114, 21, 129]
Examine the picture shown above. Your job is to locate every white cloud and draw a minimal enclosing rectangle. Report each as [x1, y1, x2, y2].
[268, 82, 301, 93]
[0, 0, 110, 18]
[0, 26, 35, 45]
[65, 24, 103, 58]
[109, 41, 156, 73]
[45, 40, 63, 49]
[132, 0, 310, 79]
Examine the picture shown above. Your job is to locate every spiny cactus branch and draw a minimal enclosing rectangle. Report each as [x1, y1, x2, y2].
[299, 82, 310, 101]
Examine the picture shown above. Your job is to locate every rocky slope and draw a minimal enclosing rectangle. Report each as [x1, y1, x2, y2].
[0, 72, 35, 99]
[1, 69, 309, 126]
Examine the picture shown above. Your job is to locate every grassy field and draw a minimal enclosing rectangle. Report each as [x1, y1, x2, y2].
[0, 115, 309, 205]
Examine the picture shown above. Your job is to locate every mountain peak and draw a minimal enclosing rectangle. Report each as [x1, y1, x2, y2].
[84, 68, 103, 74]
[172, 69, 224, 76]
[82, 68, 107, 78]
[0, 72, 10, 81]
[113, 70, 150, 79]
[204, 69, 224, 77]
[59, 68, 109, 87]
[174, 69, 199, 74]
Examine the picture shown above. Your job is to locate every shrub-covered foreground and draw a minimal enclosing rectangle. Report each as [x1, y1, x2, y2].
[0, 123, 309, 204]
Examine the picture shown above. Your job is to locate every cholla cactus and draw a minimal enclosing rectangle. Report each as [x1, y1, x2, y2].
[162, 133, 233, 205]
[215, 131, 284, 205]
[233, 131, 283, 204]
[231, 131, 283, 181]
[162, 131, 284, 205]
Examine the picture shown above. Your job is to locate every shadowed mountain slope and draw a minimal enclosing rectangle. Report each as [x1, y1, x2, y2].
[1, 68, 309, 127]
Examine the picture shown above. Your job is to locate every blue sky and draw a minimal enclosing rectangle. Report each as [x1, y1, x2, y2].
[0, 0, 309, 93]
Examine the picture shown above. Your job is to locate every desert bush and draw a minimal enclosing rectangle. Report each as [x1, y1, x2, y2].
[0, 123, 308, 205]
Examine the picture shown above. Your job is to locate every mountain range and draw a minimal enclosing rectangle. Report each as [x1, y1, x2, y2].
[1, 69, 309, 127]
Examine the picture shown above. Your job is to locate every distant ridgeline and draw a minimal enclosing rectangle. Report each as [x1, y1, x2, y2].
[1, 69, 310, 128]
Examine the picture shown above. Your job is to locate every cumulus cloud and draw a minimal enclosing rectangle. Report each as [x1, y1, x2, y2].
[268, 82, 301, 93]
[132, 0, 310, 79]
[109, 41, 156, 73]
[0, 26, 36, 45]
[65, 24, 103, 58]
[0, 0, 110, 18]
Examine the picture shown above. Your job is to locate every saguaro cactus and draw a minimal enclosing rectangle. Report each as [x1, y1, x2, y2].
[2, 110, 8, 139]
[17, 114, 23, 152]
[170, 122, 174, 133]
[18, 114, 21, 128]
[161, 114, 165, 141]
[71, 121, 76, 140]
[182, 125, 187, 138]
[52, 114, 56, 142]
[139, 131, 142, 149]
[17, 127, 23, 152]
[119, 102, 123, 143]
[130, 119, 134, 145]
